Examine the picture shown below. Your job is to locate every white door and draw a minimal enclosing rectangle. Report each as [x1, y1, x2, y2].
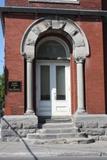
[36, 61, 71, 117]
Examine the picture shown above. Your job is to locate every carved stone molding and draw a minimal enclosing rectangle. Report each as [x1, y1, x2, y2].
[75, 56, 85, 64]
[20, 17, 89, 60]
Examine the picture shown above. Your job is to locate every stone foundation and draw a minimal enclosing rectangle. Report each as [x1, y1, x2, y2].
[1, 115, 38, 141]
[1, 114, 107, 142]
[74, 114, 107, 141]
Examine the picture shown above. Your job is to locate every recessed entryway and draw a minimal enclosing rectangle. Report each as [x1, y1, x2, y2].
[20, 17, 89, 115]
[36, 36, 71, 117]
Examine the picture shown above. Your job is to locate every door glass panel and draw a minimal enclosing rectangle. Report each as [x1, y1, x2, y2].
[56, 66, 65, 100]
[40, 66, 50, 100]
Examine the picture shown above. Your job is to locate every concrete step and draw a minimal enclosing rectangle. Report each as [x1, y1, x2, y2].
[24, 137, 95, 144]
[27, 132, 88, 139]
[41, 122, 75, 129]
[36, 127, 79, 134]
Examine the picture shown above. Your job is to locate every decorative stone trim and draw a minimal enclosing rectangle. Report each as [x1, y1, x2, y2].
[28, 0, 80, 4]
[20, 17, 89, 61]
[75, 56, 85, 64]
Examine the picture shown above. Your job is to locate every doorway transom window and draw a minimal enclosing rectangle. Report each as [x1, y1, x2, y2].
[36, 36, 70, 60]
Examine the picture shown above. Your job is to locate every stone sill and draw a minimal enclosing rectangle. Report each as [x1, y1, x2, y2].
[28, 0, 80, 4]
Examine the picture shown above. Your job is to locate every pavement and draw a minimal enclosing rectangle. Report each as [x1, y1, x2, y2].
[0, 140, 107, 158]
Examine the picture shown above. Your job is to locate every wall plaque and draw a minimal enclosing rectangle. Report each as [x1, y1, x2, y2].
[8, 81, 22, 92]
[28, 0, 79, 4]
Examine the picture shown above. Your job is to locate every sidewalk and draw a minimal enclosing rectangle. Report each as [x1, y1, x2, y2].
[0, 141, 107, 158]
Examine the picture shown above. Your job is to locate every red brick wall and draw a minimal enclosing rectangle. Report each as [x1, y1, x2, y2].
[70, 18, 105, 114]
[4, 14, 35, 115]
[5, 0, 102, 10]
[78, 19, 105, 114]
[103, 19, 107, 114]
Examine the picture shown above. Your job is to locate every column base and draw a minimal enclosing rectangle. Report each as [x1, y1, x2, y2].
[25, 110, 35, 115]
[74, 109, 87, 116]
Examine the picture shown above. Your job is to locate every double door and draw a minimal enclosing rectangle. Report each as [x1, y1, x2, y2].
[36, 61, 71, 117]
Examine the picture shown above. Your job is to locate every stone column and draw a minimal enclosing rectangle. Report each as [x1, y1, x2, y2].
[76, 58, 86, 114]
[25, 58, 35, 115]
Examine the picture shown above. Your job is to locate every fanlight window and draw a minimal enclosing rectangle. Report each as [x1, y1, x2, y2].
[36, 37, 70, 60]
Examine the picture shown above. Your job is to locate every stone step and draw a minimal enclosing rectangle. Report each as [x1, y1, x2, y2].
[41, 122, 75, 129]
[27, 132, 88, 139]
[36, 127, 79, 134]
[38, 116, 72, 124]
[24, 137, 95, 144]
[45, 117, 72, 123]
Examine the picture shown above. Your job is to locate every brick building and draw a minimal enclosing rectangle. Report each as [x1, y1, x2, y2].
[1, 0, 107, 142]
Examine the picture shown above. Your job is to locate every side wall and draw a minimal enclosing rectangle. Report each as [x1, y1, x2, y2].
[80, 19, 105, 114]
[72, 18, 105, 114]
[4, 14, 35, 115]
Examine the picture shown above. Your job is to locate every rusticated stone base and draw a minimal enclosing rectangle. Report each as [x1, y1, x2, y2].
[1, 115, 38, 142]
[74, 114, 107, 141]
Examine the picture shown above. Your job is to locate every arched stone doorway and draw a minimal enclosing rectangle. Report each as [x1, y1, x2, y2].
[36, 35, 71, 117]
[20, 17, 89, 117]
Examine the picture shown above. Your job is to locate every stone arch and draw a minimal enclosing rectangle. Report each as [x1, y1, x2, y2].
[20, 17, 89, 60]
[20, 17, 90, 115]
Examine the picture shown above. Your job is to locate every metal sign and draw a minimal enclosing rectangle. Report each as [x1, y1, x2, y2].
[8, 81, 22, 92]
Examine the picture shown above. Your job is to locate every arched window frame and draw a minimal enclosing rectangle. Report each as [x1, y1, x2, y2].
[36, 36, 71, 60]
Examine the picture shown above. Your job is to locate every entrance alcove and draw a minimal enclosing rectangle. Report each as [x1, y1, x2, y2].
[34, 31, 73, 118]
[20, 17, 89, 117]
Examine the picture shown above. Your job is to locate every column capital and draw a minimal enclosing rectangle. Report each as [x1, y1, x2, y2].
[26, 58, 33, 63]
[24, 51, 35, 62]
[75, 56, 85, 64]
